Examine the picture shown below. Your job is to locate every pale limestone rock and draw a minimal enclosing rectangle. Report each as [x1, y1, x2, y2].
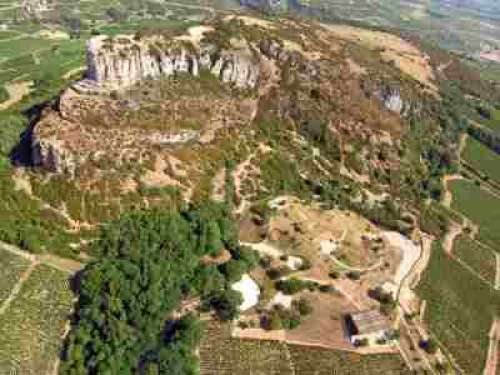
[84, 34, 260, 90]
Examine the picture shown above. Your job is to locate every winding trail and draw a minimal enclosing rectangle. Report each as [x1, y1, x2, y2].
[495, 252, 500, 291]
[484, 319, 499, 375]
[442, 222, 462, 255]
[441, 174, 463, 208]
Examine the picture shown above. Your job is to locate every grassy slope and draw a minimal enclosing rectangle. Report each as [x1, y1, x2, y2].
[417, 242, 500, 375]
[450, 179, 500, 250]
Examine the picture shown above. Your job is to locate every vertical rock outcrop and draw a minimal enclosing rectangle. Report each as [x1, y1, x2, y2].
[82, 34, 260, 91]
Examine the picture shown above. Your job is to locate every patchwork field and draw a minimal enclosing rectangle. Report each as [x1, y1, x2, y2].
[0, 248, 73, 375]
[480, 108, 500, 132]
[0, 249, 30, 305]
[453, 235, 497, 285]
[199, 321, 406, 375]
[417, 242, 500, 375]
[462, 137, 500, 184]
[449, 179, 500, 249]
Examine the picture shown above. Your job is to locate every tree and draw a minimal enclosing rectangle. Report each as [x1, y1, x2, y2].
[294, 298, 313, 316]
[420, 338, 438, 354]
[62, 203, 244, 374]
[219, 259, 246, 283]
[206, 289, 243, 321]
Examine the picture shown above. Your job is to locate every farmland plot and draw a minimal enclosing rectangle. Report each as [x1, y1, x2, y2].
[0, 248, 30, 305]
[454, 235, 497, 285]
[417, 242, 500, 375]
[462, 137, 500, 184]
[449, 179, 500, 249]
[199, 321, 406, 375]
[0, 264, 73, 375]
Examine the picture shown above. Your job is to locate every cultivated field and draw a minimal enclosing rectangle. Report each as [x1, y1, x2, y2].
[417, 242, 500, 375]
[0, 249, 30, 305]
[462, 137, 500, 184]
[453, 235, 497, 285]
[0, 249, 73, 375]
[481, 108, 500, 132]
[449, 179, 500, 249]
[199, 321, 406, 375]
[287, 345, 406, 375]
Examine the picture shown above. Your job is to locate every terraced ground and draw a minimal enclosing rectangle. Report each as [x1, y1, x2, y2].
[0, 247, 73, 375]
[199, 321, 407, 375]
[417, 242, 500, 375]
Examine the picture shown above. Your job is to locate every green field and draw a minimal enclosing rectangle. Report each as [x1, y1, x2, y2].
[199, 321, 406, 374]
[481, 108, 500, 132]
[0, 264, 73, 375]
[450, 179, 500, 249]
[453, 235, 497, 285]
[462, 137, 500, 183]
[417, 242, 500, 375]
[0, 247, 30, 305]
[288, 346, 406, 375]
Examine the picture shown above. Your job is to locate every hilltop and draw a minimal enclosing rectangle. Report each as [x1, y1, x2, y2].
[0, 6, 500, 375]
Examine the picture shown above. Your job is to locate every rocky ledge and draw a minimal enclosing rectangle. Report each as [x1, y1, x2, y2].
[81, 33, 260, 91]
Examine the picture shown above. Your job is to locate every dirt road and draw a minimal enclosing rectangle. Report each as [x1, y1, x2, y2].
[484, 319, 499, 375]
[0, 81, 32, 110]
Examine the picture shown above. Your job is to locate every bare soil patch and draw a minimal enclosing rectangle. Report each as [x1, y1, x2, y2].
[320, 24, 437, 92]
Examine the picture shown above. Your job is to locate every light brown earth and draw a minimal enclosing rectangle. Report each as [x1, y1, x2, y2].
[319, 24, 437, 93]
[0, 81, 32, 110]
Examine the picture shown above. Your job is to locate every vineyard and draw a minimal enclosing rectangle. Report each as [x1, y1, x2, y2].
[0, 248, 73, 375]
[199, 321, 406, 375]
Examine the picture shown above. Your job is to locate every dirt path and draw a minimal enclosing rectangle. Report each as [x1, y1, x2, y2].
[484, 319, 499, 375]
[163, 1, 214, 12]
[0, 81, 32, 110]
[495, 252, 500, 291]
[442, 222, 462, 255]
[0, 261, 39, 315]
[63, 66, 86, 80]
[441, 174, 463, 208]
[399, 317, 438, 375]
[0, 240, 83, 274]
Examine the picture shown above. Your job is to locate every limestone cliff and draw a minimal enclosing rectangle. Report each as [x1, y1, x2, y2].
[82, 34, 260, 91]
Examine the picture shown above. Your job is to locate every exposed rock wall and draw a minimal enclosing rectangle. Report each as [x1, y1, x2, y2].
[21, 0, 50, 19]
[83, 35, 260, 91]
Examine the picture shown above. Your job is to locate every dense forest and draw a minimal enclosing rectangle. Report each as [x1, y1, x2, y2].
[61, 202, 257, 374]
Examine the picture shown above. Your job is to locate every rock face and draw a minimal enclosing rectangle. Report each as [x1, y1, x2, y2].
[83, 35, 260, 91]
[21, 0, 49, 18]
[377, 86, 404, 114]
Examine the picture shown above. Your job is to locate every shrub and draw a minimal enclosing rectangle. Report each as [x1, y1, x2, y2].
[206, 289, 243, 321]
[420, 338, 438, 354]
[219, 260, 246, 283]
[275, 278, 316, 295]
[294, 298, 313, 316]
